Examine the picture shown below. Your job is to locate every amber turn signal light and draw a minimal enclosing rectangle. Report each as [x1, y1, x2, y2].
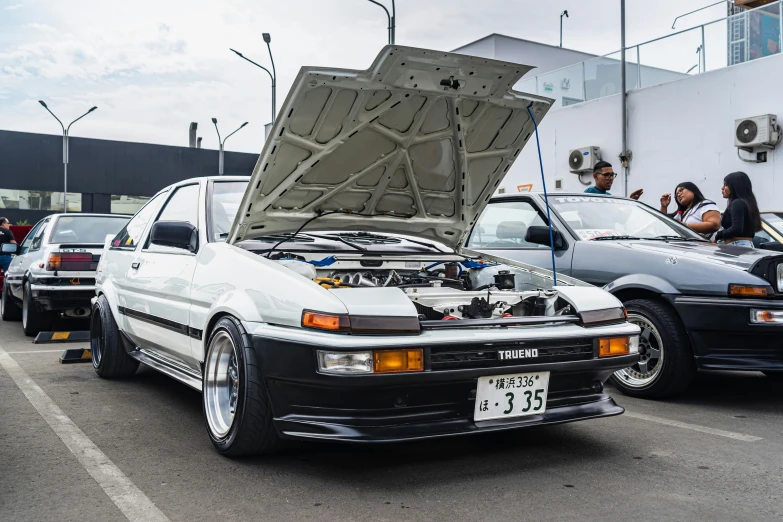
[373, 348, 424, 373]
[302, 311, 350, 332]
[728, 284, 773, 297]
[598, 337, 630, 357]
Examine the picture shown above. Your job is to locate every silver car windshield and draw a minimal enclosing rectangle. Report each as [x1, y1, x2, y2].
[549, 196, 701, 240]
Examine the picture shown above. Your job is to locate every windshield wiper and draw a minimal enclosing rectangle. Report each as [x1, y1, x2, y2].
[302, 233, 367, 251]
[590, 235, 645, 241]
[651, 235, 708, 242]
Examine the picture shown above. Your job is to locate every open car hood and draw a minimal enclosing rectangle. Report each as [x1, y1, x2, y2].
[227, 45, 553, 250]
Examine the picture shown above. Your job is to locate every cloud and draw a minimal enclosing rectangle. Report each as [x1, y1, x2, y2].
[4, 3, 23, 10]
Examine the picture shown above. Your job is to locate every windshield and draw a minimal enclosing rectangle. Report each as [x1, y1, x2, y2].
[211, 181, 247, 241]
[549, 196, 700, 240]
[762, 213, 783, 236]
[50, 216, 129, 244]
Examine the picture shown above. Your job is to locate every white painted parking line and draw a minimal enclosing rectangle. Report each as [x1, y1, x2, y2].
[5, 349, 77, 354]
[624, 411, 763, 442]
[0, 345, 170, 522]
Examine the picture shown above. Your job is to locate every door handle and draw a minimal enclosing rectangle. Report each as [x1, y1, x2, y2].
[131, 262, 140, 270]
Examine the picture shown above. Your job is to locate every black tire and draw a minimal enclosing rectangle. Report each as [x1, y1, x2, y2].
[1, 282, 22, 321]
[91, 295, 139, 378]
[203, 316, 280, 457]
[22, 281, 54, 337]
[762, 371, 783, 382]
[611, 298, 695, 399]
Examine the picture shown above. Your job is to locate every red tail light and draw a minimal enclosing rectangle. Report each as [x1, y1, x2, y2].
[47, 253, 95, 271]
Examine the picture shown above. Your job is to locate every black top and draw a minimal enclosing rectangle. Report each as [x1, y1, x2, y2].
[715, 199, 755, 241]
[0, 227, 15, 247]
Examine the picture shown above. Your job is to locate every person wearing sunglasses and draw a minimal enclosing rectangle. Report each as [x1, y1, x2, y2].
[584, 161, 643, 200]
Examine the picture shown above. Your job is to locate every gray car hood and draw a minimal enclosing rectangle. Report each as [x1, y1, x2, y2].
[227, 45, 553, 250]
[595, 239, 781, 271]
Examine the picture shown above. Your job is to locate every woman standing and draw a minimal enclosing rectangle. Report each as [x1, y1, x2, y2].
[659, 182, 721, 236]
[713, 171, 761, 247]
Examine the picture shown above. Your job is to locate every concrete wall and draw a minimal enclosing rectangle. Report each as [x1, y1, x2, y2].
[503, 52, 783, 210]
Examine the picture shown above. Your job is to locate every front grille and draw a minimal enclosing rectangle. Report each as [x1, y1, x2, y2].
[429, 339, 594, 370]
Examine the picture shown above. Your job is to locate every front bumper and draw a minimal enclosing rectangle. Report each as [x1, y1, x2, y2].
[249, 328, 639, 443]
[671, 295, 783, 371]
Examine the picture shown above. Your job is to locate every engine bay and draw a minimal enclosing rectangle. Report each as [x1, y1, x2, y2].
[270, 252, 570, 321]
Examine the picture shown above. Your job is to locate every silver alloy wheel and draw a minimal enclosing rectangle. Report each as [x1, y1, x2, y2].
[204, 330, 240, 439]
[613, 313, 663, 388]
[22, 286, 28, 329]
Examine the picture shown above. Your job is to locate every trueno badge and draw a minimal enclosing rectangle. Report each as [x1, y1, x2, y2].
[498, 349, 539, 360]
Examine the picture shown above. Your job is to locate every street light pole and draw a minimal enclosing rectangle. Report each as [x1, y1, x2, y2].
[38, 101, 97, 213]
[230, 45, 276, 124]
[560, 10, 569, 48]
[367, 0, 395, 44]
[263, 33, 276, 125]
[211, 119, 249, 176]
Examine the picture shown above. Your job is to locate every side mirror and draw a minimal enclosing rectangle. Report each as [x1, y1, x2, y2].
[759, 241, 783, 252]
[149, 221, 198, 253]
[525, 226, 566, 250]
[1, 243, 17, 254]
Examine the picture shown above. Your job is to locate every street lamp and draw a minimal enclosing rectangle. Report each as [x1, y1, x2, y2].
[230, 33, 276, 124]
[560, 10, 569, 48]
[212, 118, 249, 176]
[366, 0, 396, 44]
[38, 101, 97, 213]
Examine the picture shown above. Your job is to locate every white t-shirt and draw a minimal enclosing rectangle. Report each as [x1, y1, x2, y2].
[674, 201, 720, 226]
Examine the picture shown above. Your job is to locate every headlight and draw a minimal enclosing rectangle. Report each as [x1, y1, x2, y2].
[750, 309, 783, 324]
[317, 351, 372, 374]
[580, 308, 626, 326]
[777, 264, 783, 292]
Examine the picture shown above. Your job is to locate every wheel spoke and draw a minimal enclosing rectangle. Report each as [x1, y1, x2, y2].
[648, 347, 661, 359]
[638, 360, 649, 374]
[640, 328, 652, 342]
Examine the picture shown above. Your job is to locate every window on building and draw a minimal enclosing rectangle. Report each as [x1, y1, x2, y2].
[0, 189, 81, 212]
[111, 195, 152, 215]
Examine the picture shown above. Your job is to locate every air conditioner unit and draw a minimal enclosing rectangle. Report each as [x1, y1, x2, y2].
[734, 114, 780, 149]
[568, 146, 601, 173]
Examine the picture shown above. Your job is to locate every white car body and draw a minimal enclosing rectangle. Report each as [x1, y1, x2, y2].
[93, 46, 639, 455]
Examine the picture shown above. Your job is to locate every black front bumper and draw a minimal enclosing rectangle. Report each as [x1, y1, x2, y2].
[251, 335, 637, 443]
[671, 295, 783, 371]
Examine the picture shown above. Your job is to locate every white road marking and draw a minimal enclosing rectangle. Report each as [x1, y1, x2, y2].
[0, 345, 169, 522]
[624, 411, 763, 442]
[5, 349, 80, 354]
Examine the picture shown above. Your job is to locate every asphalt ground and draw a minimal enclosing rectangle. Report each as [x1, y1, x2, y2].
[1, 317, 782, 522]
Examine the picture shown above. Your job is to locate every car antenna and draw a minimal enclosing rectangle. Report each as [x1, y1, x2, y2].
[526, 102, 557, 286]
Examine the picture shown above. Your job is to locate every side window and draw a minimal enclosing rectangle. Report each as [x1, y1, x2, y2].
[111, 191, 168, 250]
[145, 184, 200, 252]
[19, 220, 45, 255]
[467, 201, 550, 249]
[30, 220, 50, 252]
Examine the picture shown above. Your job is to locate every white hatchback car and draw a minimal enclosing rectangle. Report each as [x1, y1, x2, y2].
[92, 46, 640, 456]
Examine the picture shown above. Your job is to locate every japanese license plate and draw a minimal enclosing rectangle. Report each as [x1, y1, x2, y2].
[474, 372, 550, 422]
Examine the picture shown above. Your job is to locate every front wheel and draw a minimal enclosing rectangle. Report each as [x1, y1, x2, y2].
[611, 298, 695, 398]
[22, 282, 54, 336]
[203, 316, 279, 457]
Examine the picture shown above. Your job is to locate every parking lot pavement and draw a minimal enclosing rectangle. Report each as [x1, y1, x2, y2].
[1, 319, 781, 522]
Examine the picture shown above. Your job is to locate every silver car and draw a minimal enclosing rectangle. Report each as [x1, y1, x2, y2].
[1, 213, 129, 336]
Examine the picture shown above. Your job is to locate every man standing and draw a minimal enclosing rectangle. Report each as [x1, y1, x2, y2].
[0, 217, 17, 273]
[584, 161, 643, 200]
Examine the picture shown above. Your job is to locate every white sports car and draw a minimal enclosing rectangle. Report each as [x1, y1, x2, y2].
[92, 46, 640, 456]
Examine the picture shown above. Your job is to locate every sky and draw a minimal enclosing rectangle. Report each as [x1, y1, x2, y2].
[0, 0, 735, 155]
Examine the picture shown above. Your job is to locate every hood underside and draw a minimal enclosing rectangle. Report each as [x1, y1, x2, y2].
[228, 45, 553, 249]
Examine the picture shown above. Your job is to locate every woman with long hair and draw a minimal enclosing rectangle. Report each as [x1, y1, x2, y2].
[713, 171, 761, 247]
[660, 181, 721, 236]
